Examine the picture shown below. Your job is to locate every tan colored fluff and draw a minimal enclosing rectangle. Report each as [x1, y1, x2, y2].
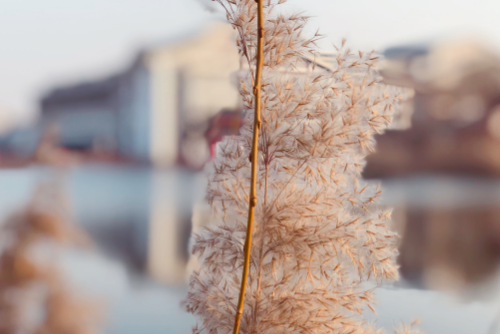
[0, 182, 102, 334]
[186, 1, 419, 333]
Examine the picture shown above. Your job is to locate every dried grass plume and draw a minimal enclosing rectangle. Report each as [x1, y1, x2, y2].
[0, 181, 102, 334]
[186, 1, 420, 333]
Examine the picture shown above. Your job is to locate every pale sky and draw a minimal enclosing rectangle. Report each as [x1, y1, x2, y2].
[1, 0, 500, 126]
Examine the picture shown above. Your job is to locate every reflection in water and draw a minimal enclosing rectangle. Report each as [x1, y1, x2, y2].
[0, 166, 205, 285]
[0, 166, 202, 332]
[400, 206, 500, 290]
[377, 176, 500, 293]
[1, 167, 500, 333]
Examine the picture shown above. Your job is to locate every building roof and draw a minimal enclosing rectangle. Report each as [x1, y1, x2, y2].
[40, 75, 122, 114]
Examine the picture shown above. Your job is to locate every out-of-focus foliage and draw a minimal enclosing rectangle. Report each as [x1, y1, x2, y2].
[0, 180, 102, 334]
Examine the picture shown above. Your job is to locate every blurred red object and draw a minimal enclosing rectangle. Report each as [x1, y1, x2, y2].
[205, 109, 243, 158]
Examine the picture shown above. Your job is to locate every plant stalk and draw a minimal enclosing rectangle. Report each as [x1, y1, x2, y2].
[232, 1, 264, 334]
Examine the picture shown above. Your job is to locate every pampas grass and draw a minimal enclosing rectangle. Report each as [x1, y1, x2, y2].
[0, 181, 102, 334]
[186, 1, 420, 333]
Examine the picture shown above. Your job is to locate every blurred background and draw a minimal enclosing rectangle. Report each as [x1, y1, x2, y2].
[3, 0, 500, 333]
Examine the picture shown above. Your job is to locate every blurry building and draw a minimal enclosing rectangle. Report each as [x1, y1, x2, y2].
[365, 39, 500, 290]
[365, 39, 500, 178]
[30, 22, 242, 285]
[39, 22, 241, 170]
[40, 75, 120, 153]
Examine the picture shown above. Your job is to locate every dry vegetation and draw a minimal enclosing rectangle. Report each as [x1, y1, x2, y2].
[0, 181, 102, 334]
[186, 0, 420, 333]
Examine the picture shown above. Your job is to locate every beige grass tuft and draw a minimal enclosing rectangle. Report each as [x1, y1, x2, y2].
[186, 1, 421, 333]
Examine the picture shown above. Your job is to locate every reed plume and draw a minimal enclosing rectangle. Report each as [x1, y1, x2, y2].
[186, 1, 419, 333]
[0, 181, 102, 334]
